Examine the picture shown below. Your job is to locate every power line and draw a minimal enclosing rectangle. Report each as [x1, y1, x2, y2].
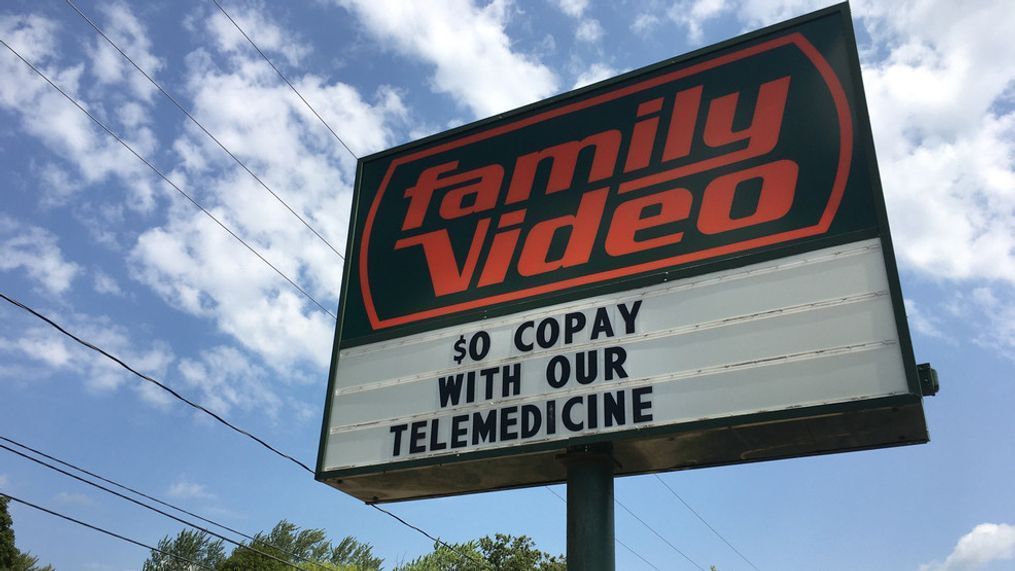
[0, 442, 304, 570]
[0, 38, 337, 321]
[209, 0, 359, 160]
[0, 292, 491, 569]
[0, 435, 254, 540]
[0, 436, 328, 571]
[545, 484, 704, 570]
[368, 504, 493, 570]
[0, 492, 216, 571]
[615, 497, 707, 571]
[0, 291, 314, 474]
[2, 435, 484, 570]
[64, 0, 346, 261]
[544, 486, 662, 571]
[654, 474, 762, 571]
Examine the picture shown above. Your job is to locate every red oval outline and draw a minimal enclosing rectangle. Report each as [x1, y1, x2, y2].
[358, 32, 853, 331]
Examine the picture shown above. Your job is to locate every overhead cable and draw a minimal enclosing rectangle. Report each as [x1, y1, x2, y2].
[0, 492, 215, 571]
[0, 291, 314, 474]
[615, 497, 707, 571]
[0, 292, 491, 569]
[654, 474, 763, 571]
[368, 504, 494, 570]
[0, 442, 304, 570]
[209, 0, 359, 160]
[0, 38, 336, 320]
[0, 435, 327, 570]
[64, 0, 346, 261]
[544, 486, 663, 571]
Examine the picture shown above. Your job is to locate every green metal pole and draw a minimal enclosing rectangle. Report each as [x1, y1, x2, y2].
[565, 443, 615, 571]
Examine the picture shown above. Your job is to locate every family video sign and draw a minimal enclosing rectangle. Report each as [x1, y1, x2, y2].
[317, 4, 930, 503]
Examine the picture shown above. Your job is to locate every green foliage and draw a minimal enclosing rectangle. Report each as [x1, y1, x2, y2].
[141, 529, 226, 571]
[394, 534, 564, 571]
[141, 520, 560, 571]
[331, 536, 386, 570]
[0, 497, 17, 570]
[12, 550, 55, 571]
[0, 497, 54, 571]
[392, 539, 483, 571]
[141, 519, 382, 571]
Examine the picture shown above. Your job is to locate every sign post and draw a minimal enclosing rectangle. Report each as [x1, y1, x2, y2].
[565, 443, 615, 571]
[316, 4, 935, 566]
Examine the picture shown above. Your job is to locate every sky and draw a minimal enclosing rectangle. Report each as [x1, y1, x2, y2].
[0, 0, 1013, 569]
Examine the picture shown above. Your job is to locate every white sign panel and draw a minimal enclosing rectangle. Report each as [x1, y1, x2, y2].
[320, 239, 910, 475]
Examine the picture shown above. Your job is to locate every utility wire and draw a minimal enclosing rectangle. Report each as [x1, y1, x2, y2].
[0, 291, 314, 474]
[0, 38, 337, 320]
[368, 504, 493, 570]
[0, 435, 255, 540]
[0, 492, 215, 571]
[0, 293, 491, 569]
[209, 0, 358, 160]
[64, 0, 345, 261]
[544, 487, 662, 571]
[0, 443, 304, 570]
[615, 497, 707, 571]
[0, 436, 328, 571]
[654, 474, 762, 571]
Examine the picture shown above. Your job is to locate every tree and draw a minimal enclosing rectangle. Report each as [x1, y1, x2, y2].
[0, 497, 55, 571]
[216, 520, 382, 570]
[1, 497, 17, 570]
[394, 534, 565, 571]
[331, 536, 386, 570]
[141, 529, 226, 571]
[392, 539, 483, 571]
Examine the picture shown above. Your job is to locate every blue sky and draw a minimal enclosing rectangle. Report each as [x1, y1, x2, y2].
[1, 0, 1013, 570]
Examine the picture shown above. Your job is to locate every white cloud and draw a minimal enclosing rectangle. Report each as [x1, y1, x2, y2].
[0, 312, 175, 397]
[176, 345, 285, 419]
[12, 328, 74, 368]
[167, 477, 216, 500]
[964, 287, 1015, 357]
[0, 12, 161, 212]
[130, 4, 408, 374]
[573, 62, 618, 89]
[54, 492, 94, 506]
[575, 19, 604, 43]
[735, 0, 829, 28]
[0, 474, 8, 487]
[335, 0, 559, 117]
[0, 13, 58, 62]
[631, 13, 661, 34]
[36, 162, 82, 207]
[554, 0, 602, 44]
[904, 298, 947, 341]
[85, 1, 164, 102]
[206, 3, 311, 67]
[921, 523, 1015, 571]
[0, 216, 81, 295]
[555, 0, 589, 18]
[849, 0, 1015, 356]
[668, 0, 732, 43]
[855, 1, 1015, 287]
[93, 271, 124, 296]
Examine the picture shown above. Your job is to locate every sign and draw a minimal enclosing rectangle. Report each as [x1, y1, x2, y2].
[317, 4, 930, 503]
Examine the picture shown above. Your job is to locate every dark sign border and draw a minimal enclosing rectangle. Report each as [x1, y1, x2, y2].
[316, 2, 926, 497]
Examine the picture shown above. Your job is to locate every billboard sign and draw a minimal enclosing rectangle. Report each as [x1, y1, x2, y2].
[317, 3, 930, 502]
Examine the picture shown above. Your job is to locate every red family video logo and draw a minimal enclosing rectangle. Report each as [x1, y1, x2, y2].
[357, 32, 854, 332]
